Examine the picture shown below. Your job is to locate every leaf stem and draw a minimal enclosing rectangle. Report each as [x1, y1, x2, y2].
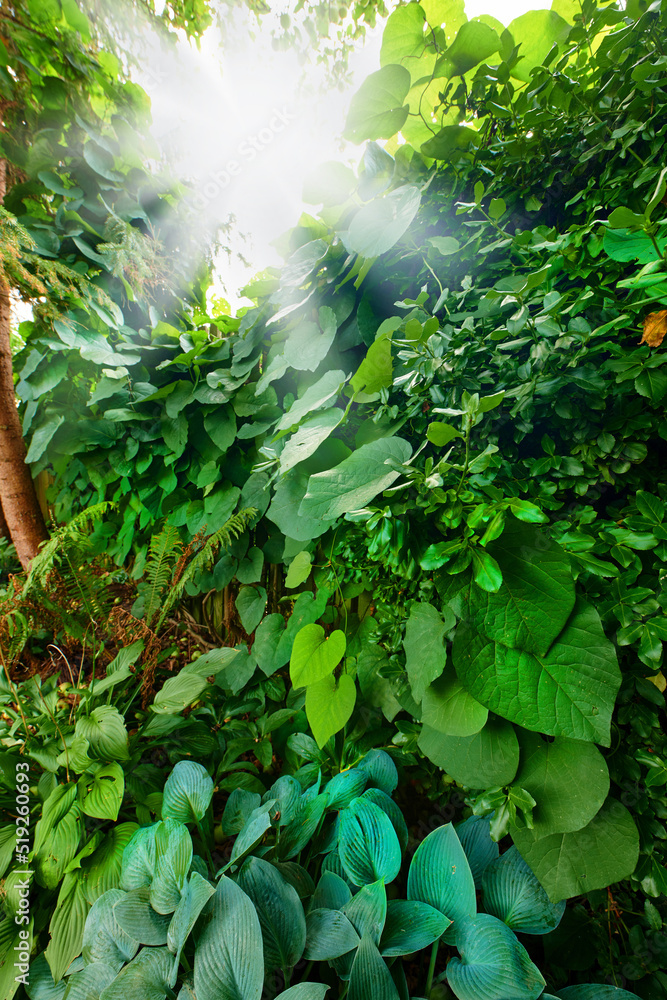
[424, 940, 439, 997]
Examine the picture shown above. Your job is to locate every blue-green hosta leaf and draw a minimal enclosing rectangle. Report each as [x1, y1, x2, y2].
[23, 955, 65, 1000]
[481, 847, 565, 934]
[82, 889, 139, 974]
[194, 876, 264, 1000]
[361, 789, 408, 852]
[342, 879, 387, 945]
[167, 872, 215, 968]
[323, 769, 368, 810]
[511, 732, 609, 836]
[275, 987, 330, 1000]
[150, 819, 193, 915]
[343, 65, 411, 144]
[407, 825, 475, 938]
[61, 963, 116, 1000]
[299, 437, 412, 522]
[227, 803, 274, 870]
[98, 948, 173, 1000]
[380, 899, 450, 957]
[453, 599, 621, 746]
[238, 857, 306, 973]
[311, 872, 352, 911]
[558, 988, 641, 1000]
[339, 799, 401, 886]
[290, 625, 346, 688]
[263, 776, 302, 826]
[420, 716, 520, 789]
[357, 750, 398, 795]
[348, 933, 399, 1000]
[468, 519, 576, 657]
[279, 794, 328, 860]
[162, 761, 214, 824]
[221, 789, 261, 837]
[304, 909, 360, 960]
[113, 888, 170, 945]
[120, 825, 158, 891]
[403, 602, 449, 704]
[511, 798, 639, 902]
[455, 816, 499, 891]
[447, 914, 546, 1000]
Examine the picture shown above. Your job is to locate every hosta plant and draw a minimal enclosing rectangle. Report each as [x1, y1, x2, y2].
[26, 755, 639, 1000]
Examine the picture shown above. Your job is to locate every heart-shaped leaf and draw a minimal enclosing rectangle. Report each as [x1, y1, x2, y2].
[447, 914, 546, 1000]
[290, 625, 346, 688]
[162, 761, 214, 824]
[482, 847, 565, 934]
[306, 674, 356, 748]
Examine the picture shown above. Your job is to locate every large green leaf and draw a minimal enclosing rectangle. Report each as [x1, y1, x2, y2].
[481, 847, 565, 935]
[75, 706, 129, 761]
[283, 309, 338, 373]
[380, 3, 427, 68]
[238, 857, 306, 973]
[236, 586, 267, 634]
[300, 437, 411, 522]
[468, 520, 576, 656]
[348, 933, 399, 1000]
[290, 625, 346, 688]
[45, 874, 89, 982]
[344, 65, 411, 143]
[99, 947, 173, 1000]
[341, 186, 421, 258]
[453, 599, 621, 745]
[507, 9, 570, 82]
[304, 909, 360, 960]
[339, 798, 402, 886]
[511, 799, 639, 901]
[511, 732, 609, 836]
[447, 913, 546, 1000]
[418, 717, 519, 788]
[80, 763, 124, 821]
[404, 602, 450, 703]
[407, 824, 472, 935]
[162, 761, 214, 824]
[194, 877, 264, 1000]
[380, 899, 450, 956]
[280, 409, 343, 474]
[306, 673, 356, 748]
[442, 20, 500, 76]
[421, 666, 488, 736]
[277, 370, 347, 431]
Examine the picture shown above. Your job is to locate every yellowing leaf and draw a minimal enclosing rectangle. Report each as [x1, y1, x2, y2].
[639, 309, 667, 348]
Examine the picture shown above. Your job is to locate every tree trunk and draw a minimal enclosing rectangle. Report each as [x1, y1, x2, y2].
[0, 158, 49, 570]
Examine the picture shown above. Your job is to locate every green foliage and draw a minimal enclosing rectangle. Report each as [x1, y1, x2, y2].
[25, 754, 626, 1000]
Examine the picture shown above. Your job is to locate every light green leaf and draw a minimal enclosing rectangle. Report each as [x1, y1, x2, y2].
[453, 599, 621, 745]
[421, 667, 489, 737]
[25, 415, 64, 463]
[300, 437, 411, 522]
[507, 9, 570, 82]
[351, 333, 393, 398]
[344, 65, 411, 143]
[285, 551, 313, 589]
[45, 874, 90, 982]
[290, 624, 346, 687]
[512, 798, 639, 901]
[418, 717, 519, 788]
[429, 237, 460, 256]
[80, 763, 124, 821]
[445, 20, 500, 75]
[342, 186, 421, 258]
[75, 706, 129, 761]
[283, 309, 338, 373]
[404, 602, 449, 703]
[306, 673, 356, 748]
[427, 421, 461, 446]
[380, 3, 427, 67]
[280, 409, 343, 474]
[277, 370, 346, 431]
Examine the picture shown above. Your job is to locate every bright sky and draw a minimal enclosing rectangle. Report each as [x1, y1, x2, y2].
[138, 0, 549, 309]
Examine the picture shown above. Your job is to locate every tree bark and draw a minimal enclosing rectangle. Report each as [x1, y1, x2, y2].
[0, 158, 49, 570]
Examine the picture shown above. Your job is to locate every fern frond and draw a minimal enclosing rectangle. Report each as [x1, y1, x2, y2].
[22, 502, 113, 597]
[153, 508, 256, 633]
[141, 524, 183, 630]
